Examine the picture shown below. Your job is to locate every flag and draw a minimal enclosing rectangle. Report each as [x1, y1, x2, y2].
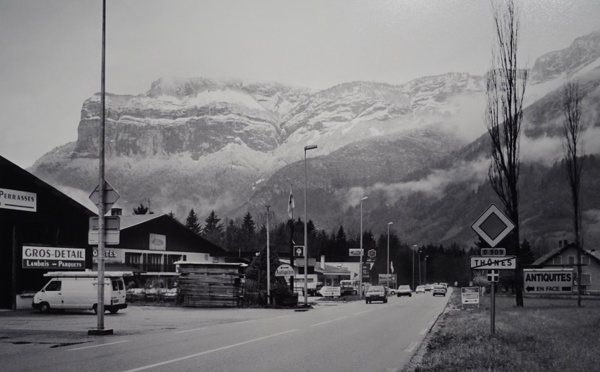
[287, 187, 295, 219]
[390, 261, 394, 273]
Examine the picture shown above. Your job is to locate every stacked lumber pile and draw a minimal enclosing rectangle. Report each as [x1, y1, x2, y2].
[177, 262, 246, 308]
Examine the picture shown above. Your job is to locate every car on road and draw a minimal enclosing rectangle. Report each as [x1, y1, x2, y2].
[396, 285, 412, 297]
[365, 285, 387, 304]
[415, 285, 426, 294]
[424, 284, 433, 291]
[432, 285, 447, 297]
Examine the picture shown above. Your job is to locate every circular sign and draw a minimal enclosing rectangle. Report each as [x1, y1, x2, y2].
[368, 249, 377, 258]
[275, 264, 295, 277]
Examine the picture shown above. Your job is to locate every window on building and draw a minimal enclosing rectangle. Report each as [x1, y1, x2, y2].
[582, 256, 591, 265]
[568, 256, 575, 265]
[553, 256, 562, 265]
[581, 273, 592, 286]
[166, 255, 181, 272]
[125, 252, 142, 269]
[147, 254, 163, 272]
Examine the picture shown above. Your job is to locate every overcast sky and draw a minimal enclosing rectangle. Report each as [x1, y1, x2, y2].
[1, 0, 599, 169]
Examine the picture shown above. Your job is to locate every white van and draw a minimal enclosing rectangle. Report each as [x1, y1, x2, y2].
[32, 271, 131, 314]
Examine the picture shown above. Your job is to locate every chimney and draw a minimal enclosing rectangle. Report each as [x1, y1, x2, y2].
[111, 208, 122, 216]
[320, 255, 325, 269]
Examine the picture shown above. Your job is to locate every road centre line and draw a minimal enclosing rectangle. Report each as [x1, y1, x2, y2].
[174, 319, 259, 334]
[404, 341, 419, 352]
[121, 329, 298, 372]
[353, 309, 375, 316]
[68, 340, 129, 351]
[310, 316, 349, 327]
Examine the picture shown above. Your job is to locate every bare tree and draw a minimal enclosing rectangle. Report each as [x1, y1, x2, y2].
[486, 0, 527, 306]
[562, 81, 585, 307]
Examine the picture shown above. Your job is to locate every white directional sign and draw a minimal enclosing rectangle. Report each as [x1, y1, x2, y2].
[470, 256, 516, 270]
[319, 286, 341, 297]
[524, 268, 573, 294]
[472, 204, 515, 247]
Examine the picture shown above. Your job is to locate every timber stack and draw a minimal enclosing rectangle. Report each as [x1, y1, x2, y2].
[177, 262, 247, 307]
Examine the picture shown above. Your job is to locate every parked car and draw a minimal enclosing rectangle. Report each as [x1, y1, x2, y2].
[425, 284, 433, 291]
[432, 285, 447, 297]
[396, 285, 412, 297]
[415, 285, 426, 294]
[365, 285, 387, 304]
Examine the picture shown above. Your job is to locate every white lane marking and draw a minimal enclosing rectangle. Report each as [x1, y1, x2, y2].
[419, 328, 428, 335]
[353, 309, 375, 316]
[122, 329, 298, 372]
[68, 340, 129, 351]
[174, 319, 259, 334]
[404, 341, 419, 352]
[310, 316, 349, 327]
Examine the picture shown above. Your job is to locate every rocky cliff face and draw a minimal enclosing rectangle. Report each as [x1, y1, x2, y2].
[30, 31, 600, 247]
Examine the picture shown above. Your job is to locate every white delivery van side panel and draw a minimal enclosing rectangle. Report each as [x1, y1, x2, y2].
[33, 272, 130, 313]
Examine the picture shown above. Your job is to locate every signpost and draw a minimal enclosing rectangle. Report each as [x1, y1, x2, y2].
[461, 287, 480, 306]
[349, 248, 363, 257]
[523, 268, 573, 294]
[470, 256, 516, 270]
[275, 264, 295, 278]
[318, 286, 341, 297]
[471, 204, 516, 335]
[294, 245, 304, 258]
[0, 188, 37, 212]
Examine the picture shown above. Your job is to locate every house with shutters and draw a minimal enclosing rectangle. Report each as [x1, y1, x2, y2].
[530, 240, 600, 294]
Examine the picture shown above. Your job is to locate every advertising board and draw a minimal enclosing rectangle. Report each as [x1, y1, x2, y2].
[22, 246, 85, 269]
[523, 268, 573, 294]
[319, 286, 341, 297]
[461, 287, 480, 305]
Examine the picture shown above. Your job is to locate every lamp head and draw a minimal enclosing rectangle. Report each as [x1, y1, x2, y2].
[304, 145, 317, 151]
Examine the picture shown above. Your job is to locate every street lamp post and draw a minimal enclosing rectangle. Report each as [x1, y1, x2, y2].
[424, 255, 429, 284]
[266, 205, 271, 306]
[412, 245, 418, 290]
[359, 196, 368, 297]
[303, 145, 317, 306]
[418, 249, 422, 285]
[387, 222, 393, 287]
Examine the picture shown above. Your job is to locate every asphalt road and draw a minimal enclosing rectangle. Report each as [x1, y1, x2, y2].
[0, 290, 450, 372]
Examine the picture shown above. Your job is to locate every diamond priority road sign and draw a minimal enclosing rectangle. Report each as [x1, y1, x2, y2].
[472, 204, 515, 247]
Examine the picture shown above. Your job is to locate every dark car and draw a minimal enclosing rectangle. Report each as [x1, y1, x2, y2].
[365, 285, 387, 304]
[396, 285, 412, 297]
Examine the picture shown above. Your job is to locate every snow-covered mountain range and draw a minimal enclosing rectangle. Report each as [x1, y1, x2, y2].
[30, 31, 600, 248]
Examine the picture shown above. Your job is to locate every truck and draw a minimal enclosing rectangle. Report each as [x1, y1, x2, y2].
[292, 274, 319, 296]
[340, 279, 360, 296]
[32, 271, 131, 314]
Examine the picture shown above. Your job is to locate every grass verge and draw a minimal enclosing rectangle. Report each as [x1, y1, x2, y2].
[404, 289, 600, 372]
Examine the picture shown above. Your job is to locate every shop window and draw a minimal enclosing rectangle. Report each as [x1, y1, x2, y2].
[147, 254, 163, 272]
[125, 252, 142, 269]
[568, 256, 575, 265]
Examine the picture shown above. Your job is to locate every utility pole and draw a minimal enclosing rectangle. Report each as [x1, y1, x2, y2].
[266, 205, 271, 306]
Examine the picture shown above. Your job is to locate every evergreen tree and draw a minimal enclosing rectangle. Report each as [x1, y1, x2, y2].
[133, 203, 148, 215]
[203, 210, 223, 245]
[241, 212, 257, 252]
[184, 209, 201, 234]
